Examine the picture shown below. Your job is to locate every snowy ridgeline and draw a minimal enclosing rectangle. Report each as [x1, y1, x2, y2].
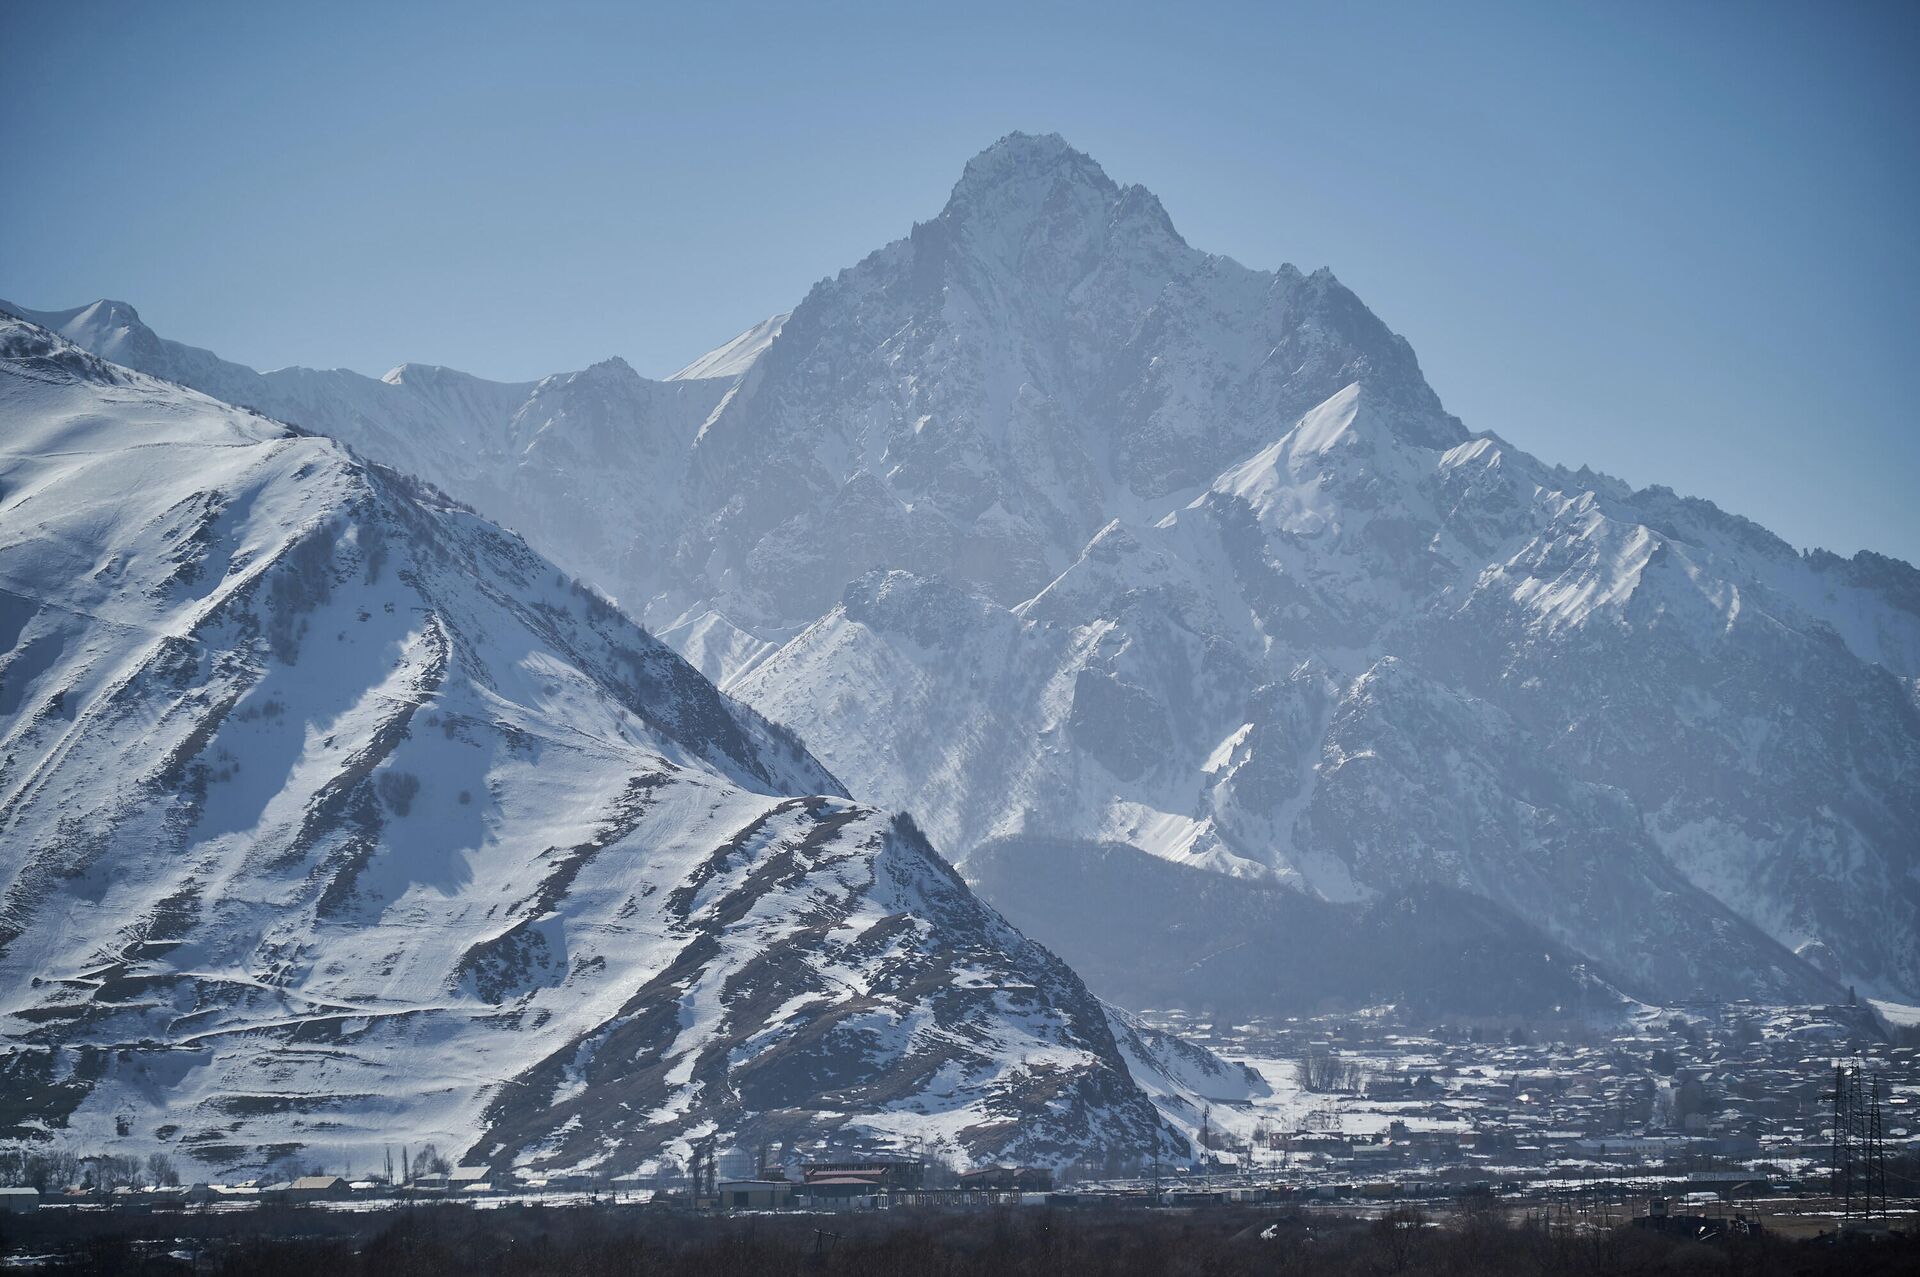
[7, 135, 1918, 1013]
[0, 314, 1251, 1177]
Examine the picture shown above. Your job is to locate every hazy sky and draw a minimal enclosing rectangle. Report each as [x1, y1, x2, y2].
[4, 1, 1916, 562]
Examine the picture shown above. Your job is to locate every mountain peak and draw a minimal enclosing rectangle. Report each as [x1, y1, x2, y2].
[941, 131, 1119, 221]
[1, 296, 155, 347]
[381, 362, 445, 386]
[925, 132, 1194, 284]
[0, 296, 172, 374]
[76, 297, 145, 327]
[584, 354, 637, 377]
[533, 354, 645, 393]
[961, 130, 1102, 175]
[1113, 181, 1184, 246]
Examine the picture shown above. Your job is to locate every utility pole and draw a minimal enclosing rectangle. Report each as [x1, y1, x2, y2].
[690, 1135, 717, 1206]
[1830, 1063, 1851, 1218]
[1867, 1071, 1888, 1220]
[1828, 1060, 1889, 1221]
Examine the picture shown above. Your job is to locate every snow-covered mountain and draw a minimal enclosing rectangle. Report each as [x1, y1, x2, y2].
[0, 298, 732, 625]
[12, 132, 1918, 1012]
[0, 313, 1221, 1176]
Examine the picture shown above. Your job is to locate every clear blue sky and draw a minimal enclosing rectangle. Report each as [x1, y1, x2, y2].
[4, 1, 1915, 562]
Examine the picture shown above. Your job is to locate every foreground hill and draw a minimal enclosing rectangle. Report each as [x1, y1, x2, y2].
[0, 315, 1192, 1176]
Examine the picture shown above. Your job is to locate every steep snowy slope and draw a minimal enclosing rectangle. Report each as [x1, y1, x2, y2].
[1101, 1003, 1269, 1150]
[669, 313, 787, 382]
[15, 134, 1919, 1009]
[0, 298, 735, 619]
[0, 298, 542, 475]
[0, 315, 1191, 1176]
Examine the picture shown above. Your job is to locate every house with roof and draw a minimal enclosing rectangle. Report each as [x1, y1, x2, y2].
[799, 1158, 923, 1202]
[717, 1179, 794, 1210]
[287, 1176, 350, 1202]
[957, 1166, 1054, 1193]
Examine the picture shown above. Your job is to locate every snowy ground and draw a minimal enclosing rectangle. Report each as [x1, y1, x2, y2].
[1869, 998, 1920, 1029]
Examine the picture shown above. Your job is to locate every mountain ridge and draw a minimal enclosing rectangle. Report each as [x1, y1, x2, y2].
[8, 133, 1916, 1010]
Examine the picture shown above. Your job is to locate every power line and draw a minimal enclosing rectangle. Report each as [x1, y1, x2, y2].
[1828, 1060, 1888, 1221]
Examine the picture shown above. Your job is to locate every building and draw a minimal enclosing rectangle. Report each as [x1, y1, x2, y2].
[1632, 1198, 1763, 1240]
[1684, 1170, 1771, 1195]
[717, 1179, 794, 1210]
[801, 1171, 887, 1201]
[801, 1159, 923, 1200]
[0, 1187, 39, 1213]
[957, 1166, 1054, 1193]
[450, 1166, 492, 1193]
[287, 1176, 351, 1203]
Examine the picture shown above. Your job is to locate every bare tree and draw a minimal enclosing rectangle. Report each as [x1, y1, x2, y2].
[86, 1153, 144, 1191]
[1295, 1044, 1368, 1093]
[1295, 1043, 1338, 1092]
[145, 1152, 180, 1187]
[411, 1144, 451, 1177]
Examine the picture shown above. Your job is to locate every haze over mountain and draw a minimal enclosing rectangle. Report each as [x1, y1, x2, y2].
[10, 133, 1917, 1018]
[0, 312, 1273, 1176]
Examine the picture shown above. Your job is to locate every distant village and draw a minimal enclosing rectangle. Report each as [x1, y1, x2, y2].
[2, 1000, 1914, 1233]
[1149, 999, 1917, 1202]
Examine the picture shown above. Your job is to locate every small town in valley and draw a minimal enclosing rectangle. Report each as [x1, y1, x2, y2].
[3, 1000, 1915, 1267]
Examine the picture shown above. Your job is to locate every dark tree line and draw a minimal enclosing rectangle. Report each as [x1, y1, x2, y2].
[7, 1201, 1919, 1277]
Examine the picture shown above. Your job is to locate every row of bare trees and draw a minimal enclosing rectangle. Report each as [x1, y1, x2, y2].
[1294, 1043, 1369, 1093]
[0, 1139, 471, 1197]
[0, 1148, 179, 1192]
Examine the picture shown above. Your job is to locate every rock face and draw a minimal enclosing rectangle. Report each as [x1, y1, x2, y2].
[0, 315, 1194, 1176]
[12, 133, 1919, 1009]
[968, 839, 1621, 1020]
